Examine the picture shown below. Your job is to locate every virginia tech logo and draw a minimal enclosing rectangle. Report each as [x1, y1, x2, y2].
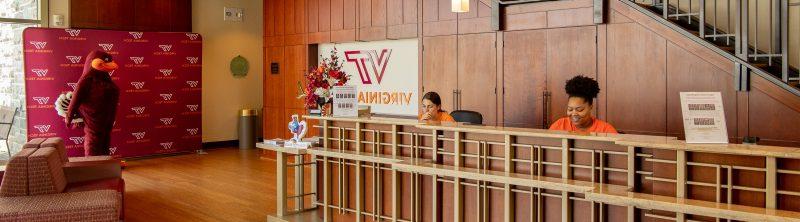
[98, 43, 114, 51]
[186, 57, 199, 64]
[131, 82, 145, 89]
[66, 56, 82, 64]
[65, 29, 81, 37]
[186, 81, 198, 88]
[34, 125, 51, 133]
[186, 128, 199, 135]
[186, 33, 199, 40]
[131, 106, 146, 114]
[108, 70, 116, 76]
[32, 97, 50, 105]
[130, 57, 144, 64]
[345, 49, 393, 84]
[29, 41, 47, 49]
[159, 45, 173, 52]
[132, 132, 146, 140]
[159, 69, 173, 76]
[31, 69, 48, 77]
[186, 105, 199, 112]
[67, 83, 77, 90]
[160, 118, 173, 125]
[109, 147, 117, 155]
[69, 137, 85, 144]
[160, 142, 173, 150]
[129, 32, 144, 39]
[160, 94, 173, 101]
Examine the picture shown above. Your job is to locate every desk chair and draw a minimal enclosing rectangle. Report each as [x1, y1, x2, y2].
[450, 110, 483, 125]
[0, 106, 16, 159]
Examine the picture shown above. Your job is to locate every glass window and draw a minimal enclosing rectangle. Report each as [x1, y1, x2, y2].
[0, 0, 39, 20]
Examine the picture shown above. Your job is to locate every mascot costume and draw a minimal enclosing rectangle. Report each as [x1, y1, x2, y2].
[59, 50, 120, 156]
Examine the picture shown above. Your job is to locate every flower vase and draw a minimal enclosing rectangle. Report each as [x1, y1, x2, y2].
[319, 103, 332, 116]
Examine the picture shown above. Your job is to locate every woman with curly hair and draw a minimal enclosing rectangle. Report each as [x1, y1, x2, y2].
[549, 75, 618, 134]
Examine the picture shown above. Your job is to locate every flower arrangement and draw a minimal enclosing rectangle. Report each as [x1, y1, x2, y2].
[298, 47, 350, 112]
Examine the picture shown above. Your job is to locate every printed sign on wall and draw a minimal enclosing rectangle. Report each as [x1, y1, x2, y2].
[319, 39, 419, 116]
[23, 28, 202, 158]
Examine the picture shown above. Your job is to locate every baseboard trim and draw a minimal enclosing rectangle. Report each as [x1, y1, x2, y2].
[201, 138, 263, 149]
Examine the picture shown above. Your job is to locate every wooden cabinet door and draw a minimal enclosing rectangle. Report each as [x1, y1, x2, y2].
[458, 33, 497, 125]
[422, 35, 458, 116]
[545, 26, 597, 125]
[503, 30, 547, 128]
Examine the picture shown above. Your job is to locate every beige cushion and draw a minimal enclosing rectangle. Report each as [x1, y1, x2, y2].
[0, 148, 38, 197]
[0, 190, 120, 222]
[27, 148, 67, 195]
[23, 138, 46, 149]
[41, 137, 68, 164]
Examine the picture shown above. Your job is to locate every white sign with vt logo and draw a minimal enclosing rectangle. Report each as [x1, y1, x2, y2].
[319, 39, 419, 116]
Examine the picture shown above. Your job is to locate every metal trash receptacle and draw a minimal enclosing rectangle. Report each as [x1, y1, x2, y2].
[238, 109, 258, 149]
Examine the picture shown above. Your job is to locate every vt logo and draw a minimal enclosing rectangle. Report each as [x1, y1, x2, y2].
[34, 125, 51, 133]
[32, 97, 50, 104]
[186, 81, 199, 88]
[130, 57, 144, 64]
[67, 83, 77, 90]
[160, 94, 173, 101]
[129, 32, 143, 39]
[29, 41, 47, 49]
[186, 128, 199, 135]
[160, 142, 173, 150]
[69, 137, 85, 144]
[159, 69, 173, 76]
[108, 70, 116, 76]
[109, 147, 117, 155]
[186, 105, 199, 112]
[344, 49, 393, 84]
[186, 33, 199, 40]
[65, 29, 81, 37]
[132, 132, 146, 140]
[131, 106, 146, 114]
[31, 69, 48, 77]
[160, 118, 173, 125]
[158, 45, 173, 52]
[66, 56, 82, 64]
[186, 57, 199, 64]
[131, 82, 145, 89]
[98, 43, 114, 51]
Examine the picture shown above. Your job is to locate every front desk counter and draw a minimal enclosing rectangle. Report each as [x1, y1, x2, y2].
[260, 116, 800, 222]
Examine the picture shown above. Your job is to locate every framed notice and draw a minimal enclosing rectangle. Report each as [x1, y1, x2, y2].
[332, 86, 358, 117]
[680, 92, 729, 144]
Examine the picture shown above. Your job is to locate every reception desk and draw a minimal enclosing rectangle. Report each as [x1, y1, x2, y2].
[259, 116, 800, 222]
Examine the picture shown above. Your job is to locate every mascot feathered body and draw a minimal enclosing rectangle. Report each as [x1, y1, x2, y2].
[61, 50, 120, 156]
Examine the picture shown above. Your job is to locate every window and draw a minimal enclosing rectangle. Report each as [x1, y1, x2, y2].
[0, 0, 47, 159]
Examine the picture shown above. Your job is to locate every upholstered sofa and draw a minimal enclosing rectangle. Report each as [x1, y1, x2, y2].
[0, 138, 124, 221]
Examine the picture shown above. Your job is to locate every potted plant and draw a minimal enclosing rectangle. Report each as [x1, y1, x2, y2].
[298, 47, 350, 115]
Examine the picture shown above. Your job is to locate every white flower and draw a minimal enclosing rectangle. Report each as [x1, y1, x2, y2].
[314, 88, 329, 98]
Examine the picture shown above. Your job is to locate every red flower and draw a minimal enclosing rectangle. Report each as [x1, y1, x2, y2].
[329, 70, 342, 79]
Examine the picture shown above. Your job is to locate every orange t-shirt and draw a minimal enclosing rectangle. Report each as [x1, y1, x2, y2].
[419, 111, 456, 122]
[549, 117, 618, 134]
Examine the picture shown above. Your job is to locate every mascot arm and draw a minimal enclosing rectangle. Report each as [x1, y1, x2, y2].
[66, 74, 92, 122]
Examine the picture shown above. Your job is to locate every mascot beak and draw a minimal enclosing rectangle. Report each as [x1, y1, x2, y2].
[91, 58, 119, 72]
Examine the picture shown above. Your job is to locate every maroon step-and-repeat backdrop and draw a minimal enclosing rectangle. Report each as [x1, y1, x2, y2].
[22, 28, 202, 158]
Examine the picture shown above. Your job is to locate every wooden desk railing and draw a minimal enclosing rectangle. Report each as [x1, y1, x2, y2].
[260, 116, 800, 222]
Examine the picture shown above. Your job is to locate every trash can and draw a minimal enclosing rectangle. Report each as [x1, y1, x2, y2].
[238, 109, 258, 149]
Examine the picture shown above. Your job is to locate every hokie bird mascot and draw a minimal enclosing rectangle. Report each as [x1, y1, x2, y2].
[63, 50, 120, 156]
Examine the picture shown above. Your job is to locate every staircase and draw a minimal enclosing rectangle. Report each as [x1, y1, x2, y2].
[625, 0, 800, 89]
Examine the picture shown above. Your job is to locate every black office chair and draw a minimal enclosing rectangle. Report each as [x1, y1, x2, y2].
[450, 110, 483, 125]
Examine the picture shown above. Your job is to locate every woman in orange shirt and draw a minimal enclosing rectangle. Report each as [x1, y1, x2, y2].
[549, 76, 618, 134]
[419, 92, 455, 122]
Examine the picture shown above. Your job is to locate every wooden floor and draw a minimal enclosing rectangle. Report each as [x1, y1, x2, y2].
[122, 148, 289, 222]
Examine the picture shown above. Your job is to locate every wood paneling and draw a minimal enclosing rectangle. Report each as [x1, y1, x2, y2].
[422, 35, 458, 114]
[264, 107, 285, 139]
[546, 26, 597, 124]
[665, 42, 737, 140]
[458, 33, 497, 125]
[748, 89, 800, 147]
[265, 47, 285, 108]
[284, 45, 307, 109]
[606, 22, 667, 135]
[503, 30, 547, 128]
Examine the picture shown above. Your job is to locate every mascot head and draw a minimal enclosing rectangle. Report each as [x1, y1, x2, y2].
[82, 50, 118, 74]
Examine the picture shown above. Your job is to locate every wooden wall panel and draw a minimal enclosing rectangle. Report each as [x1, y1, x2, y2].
[295, 0, 307, 34]
[606, 22, 667, 135]
[266, 47, 285, 108]
[503, 30, 548, 128]
[387, 0, 418, 39]
[308, 0, 319, 33]
[285, 0, 296, 35]
[458, 33, 498, 125]
[264, 107, 284, 139]
[330, 0, 344, 31]
[358, 0, 387, 41]
[275, 0, 286, 36]
[284, 45, 307, 109]
[748, 89, 800, 147]
[545, 26, 597, 124]
[319, 0, 331, 32]
[422, 36, 458, 114]
[665, 42, 738, 140]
